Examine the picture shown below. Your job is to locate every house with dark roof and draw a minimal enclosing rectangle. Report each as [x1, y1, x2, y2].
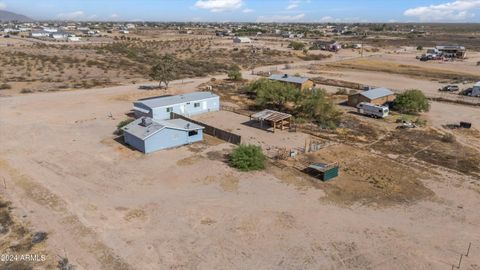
[347, 87, 395, 107]
[268, 74, 314, 90]
[122, 117, 204, 153]
[133, 92, 220, 120]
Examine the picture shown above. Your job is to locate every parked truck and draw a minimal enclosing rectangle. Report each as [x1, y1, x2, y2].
[357, 102, 389, 118]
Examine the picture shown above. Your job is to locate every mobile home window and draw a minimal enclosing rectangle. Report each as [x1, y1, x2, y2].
[166, 107, 173, 113]
[194, 102, 200, 108]
[188, 130, 198, 137]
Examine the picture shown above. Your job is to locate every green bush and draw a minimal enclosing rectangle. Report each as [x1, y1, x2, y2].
[227, 68, 242, 81]
[116, 119, 134, 135]
[289, 41, 306, 50]
[393, 89, 430, 115]
[245, 79, 341, 128]
[229, 144, 266, 171]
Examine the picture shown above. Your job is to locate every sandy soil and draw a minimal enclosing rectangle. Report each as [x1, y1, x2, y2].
[1, 80, 480, 270]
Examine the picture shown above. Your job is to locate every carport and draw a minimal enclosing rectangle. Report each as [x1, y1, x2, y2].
[250, 109, 292, 133]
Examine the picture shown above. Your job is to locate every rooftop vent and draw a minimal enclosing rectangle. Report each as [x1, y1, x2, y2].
[141, 117, 152, 127]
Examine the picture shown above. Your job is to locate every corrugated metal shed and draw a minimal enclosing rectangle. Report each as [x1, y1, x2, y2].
[268, 74, 310, 85]
[360, 88, 394, 100]
[135, 92, 218, 109]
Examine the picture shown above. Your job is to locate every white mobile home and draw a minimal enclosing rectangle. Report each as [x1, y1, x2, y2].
[357, 102, 389, 118]
[133, 92, 220, 120]
[233, 37, 252, 43]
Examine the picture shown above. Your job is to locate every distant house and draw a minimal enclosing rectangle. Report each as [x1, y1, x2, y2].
[51, 32, 69, 39]
[313, 40, 341, 52]
[233, 36, 252, 43]
[436, 45, 467, 59]
[347, 88, 395, 107]
[42, 27, 58, 33]
[30, 30, 50, 38]
[67, 35, 81, 42]
[122, 117, 204, 153]
[268, 74, 314, 90]
[133, 92, 220, 120]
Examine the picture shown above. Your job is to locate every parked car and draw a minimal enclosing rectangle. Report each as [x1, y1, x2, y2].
[419, 55, 430, 61]
[438, 85, 459, 92]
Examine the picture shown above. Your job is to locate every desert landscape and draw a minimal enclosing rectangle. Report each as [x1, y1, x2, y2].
[1, 9, 480, 270]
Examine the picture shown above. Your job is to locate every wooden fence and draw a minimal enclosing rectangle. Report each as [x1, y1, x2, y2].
[171, 113, 242, 145]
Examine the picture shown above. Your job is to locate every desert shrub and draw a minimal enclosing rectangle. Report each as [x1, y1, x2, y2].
[227, 66, 242, 81]
[20, 89, 33, 94]
[298, 53, 331, 61]
[116, 119, 134, 135]
[297, 90, 342, 129]
[335, 88, 348, 95]
[414, 118, 427, 127]
[0, 83, 12, 90]
[247, 78, 299, 109]
[441, 133, 456, 143]
[288, 41, 305, 50]
[393, 89, 430, 114]
[416, 45, 423, 50]
[229, 144, 265, 171]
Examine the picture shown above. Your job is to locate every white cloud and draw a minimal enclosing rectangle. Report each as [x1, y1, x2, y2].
[57, 11, 85, 20]
[287, 3, 299, 10]
[257, 13, 305, 22]
[0, 2, 6, 10]
[56, 11, 97, 21]
[242, 8, 254, 13]
[194, 0, 243, 12]
[404, 0, 480, 21]
[110, 13, 119, 19]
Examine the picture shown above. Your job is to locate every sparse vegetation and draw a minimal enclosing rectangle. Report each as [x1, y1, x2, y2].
[245, 79, 341, 128]
[150, 54, 178, 89]
[229, 144, 266, 171]
[289, 41, 306, 51]
[0, 83, 12, 90]
[227, 66, 243, 81]
[393, 90, 430, 114]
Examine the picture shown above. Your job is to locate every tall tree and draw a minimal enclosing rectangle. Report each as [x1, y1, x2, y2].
[149, 54, 177, 89]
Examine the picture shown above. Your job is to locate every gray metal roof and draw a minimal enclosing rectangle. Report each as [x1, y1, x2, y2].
[122, 117, 204, 140]
[268, 74, 310, 85]
[360, 88, 394, 100]
[250, 109, 292, 122]
[134, 92, 218, 109]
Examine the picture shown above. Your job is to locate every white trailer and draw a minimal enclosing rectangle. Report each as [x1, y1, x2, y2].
[357, 102, 389, 118]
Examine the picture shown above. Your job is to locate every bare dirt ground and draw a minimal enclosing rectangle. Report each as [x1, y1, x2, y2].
[1, 80, 480, 270]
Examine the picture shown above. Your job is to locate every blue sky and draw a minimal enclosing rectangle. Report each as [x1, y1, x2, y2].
[1, 0, 480, 22]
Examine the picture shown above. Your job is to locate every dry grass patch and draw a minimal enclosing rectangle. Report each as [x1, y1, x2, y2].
[372, 128, 480, 176]
[325, 58, 480, 82]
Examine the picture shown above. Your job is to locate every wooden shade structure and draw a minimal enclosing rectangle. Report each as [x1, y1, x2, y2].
[250, 109, 292, 133]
